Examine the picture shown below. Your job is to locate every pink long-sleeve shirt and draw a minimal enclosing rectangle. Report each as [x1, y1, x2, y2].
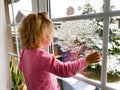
[19, 48, 88, 90]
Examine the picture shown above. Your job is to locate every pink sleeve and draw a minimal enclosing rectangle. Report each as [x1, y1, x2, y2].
[46, 55, 88, 77]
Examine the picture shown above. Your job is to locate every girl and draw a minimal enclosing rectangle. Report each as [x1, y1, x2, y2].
[18, 12, 100, 90]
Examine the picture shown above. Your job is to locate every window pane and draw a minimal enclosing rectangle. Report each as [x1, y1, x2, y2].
[10, 25, 21, 55]
[8, 0, 32, 24]
[107, 16, 120, 90]
[50, 0, 103, 18]
[53, 18, 103, 82]
[110, 0, 120, 11]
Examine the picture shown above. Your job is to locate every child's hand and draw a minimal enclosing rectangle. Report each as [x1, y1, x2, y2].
[85, 51, 101, 64]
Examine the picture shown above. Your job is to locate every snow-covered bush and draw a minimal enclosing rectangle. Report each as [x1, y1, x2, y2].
[54, 20, 102, 61]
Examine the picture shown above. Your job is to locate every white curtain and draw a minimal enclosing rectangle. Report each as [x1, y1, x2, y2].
[0, 0, 11, 90]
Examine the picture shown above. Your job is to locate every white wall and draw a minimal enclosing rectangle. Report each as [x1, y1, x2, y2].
[0, 0, 11, 90]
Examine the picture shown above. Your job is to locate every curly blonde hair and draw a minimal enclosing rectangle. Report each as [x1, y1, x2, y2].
[18, 12, 54, 49]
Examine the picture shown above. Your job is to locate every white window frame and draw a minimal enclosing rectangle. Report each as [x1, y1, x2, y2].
[2, 0, 120, 89]
[47, 0, 120, 90]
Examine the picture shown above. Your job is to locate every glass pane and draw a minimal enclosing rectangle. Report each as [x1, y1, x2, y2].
[53, 18, 103, 82]
[8, 0, 32, 24]
[110, 0, 120, 11]
[7, 0, 31, 89]
[50, 0, 103, 18]
[10, 25, 21, 55]
[107, 16, 120, 90]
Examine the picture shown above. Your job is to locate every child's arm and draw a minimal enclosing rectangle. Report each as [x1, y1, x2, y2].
[44, 51, 100, 77]
[49, 58, 88, 77]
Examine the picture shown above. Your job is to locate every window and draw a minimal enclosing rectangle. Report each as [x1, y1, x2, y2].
[50, 0, 120, 90]
[6, 0, 32, 89]
[8, 0, 32, 55]
[50, 0, 103, 18]
[110, 0, 120, 11]
[4, 0, 120, 89]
